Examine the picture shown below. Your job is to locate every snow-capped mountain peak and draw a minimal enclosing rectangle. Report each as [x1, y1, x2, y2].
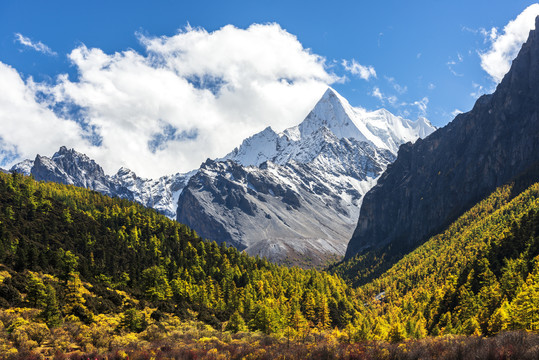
[296, 87, 381, 146]
[224, 87, 436, 167]
[10, 159, 34, 176]
[223, 126, 281, 167]
[10, 147, 193, 219]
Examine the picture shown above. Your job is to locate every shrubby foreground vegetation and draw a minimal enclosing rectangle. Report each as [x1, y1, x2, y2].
[2, 172, 539, 358]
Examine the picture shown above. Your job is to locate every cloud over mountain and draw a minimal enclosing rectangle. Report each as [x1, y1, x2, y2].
[1, 24, 337, 177]
[480, 4, 539, 83]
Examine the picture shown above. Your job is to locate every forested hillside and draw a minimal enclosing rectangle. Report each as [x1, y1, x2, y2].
[334, 180, 539, 339]
[3, 171, 539, 358]
[0, 172, 364, 357]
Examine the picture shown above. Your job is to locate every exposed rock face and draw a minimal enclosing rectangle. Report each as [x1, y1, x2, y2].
[178, 88, 435, 266]
[178, 150, 389, 267]
[346, 17, 539, 258]
[11, 146, 192, 218]
[32, 147, 111, 193]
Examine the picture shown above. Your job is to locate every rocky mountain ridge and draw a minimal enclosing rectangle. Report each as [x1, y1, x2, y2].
[11, 147, 193, 218]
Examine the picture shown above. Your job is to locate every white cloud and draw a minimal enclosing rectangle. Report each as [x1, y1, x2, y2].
[451, 109, 463, 117]
[1, 24, 338, 177]
[447, 53, 464, 77]
[464, 25, 497, 43]
[370, 86, 397, 106]
[370, 86, 428, 119]
[470, 82, 486, 98]
[428, 83, 436, 90]
[480, 4, 539, 83]
[371, 87, 383, 100]
[412, 97, 429, 117]
[342, 59, 376, 80]
[14, 33, 57, 56]
[387, 95, 398, 106]
[0, 63, 83, 167]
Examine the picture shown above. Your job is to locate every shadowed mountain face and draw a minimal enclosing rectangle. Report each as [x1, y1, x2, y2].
[346, 16, 539, 259]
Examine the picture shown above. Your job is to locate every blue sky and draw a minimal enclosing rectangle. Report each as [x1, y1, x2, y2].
[1, 0, 538, 176]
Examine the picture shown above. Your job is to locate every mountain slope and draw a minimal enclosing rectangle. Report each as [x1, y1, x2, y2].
[0, 171, 362, 334]
[178, 88, 435, 266]
[346, 16, 539, 260]
[334, 179, 539, 337]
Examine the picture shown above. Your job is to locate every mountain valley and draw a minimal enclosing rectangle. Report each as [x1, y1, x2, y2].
[11, 88, 435, 266]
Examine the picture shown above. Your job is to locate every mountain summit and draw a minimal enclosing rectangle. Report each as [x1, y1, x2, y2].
[224, 87, 434, 167]
[346, 16, 539, 259]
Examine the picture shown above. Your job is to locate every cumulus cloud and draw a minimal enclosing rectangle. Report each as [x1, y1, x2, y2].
[14, 33, 57, 56]
[1, 24, 338, 177]
[342, 59, 376, 80]
[0, 63, 83, 167]
[480, 4, 539, 83]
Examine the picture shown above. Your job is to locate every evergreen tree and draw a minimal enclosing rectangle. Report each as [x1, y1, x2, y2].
[26, 273, 47, 308]
[388, 321, 406, 343]
[225, 311, 247, 333]
[42, 284, 61, 327]
[488, 300, 510, 334]
[120, 308, 147, 332]
[142, 265, 172, 301]
[64, 272, 93, 323]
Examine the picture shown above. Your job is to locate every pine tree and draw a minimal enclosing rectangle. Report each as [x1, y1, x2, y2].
[42, 284, 61, 327]
[64, 272, 93, 323]
[141, 265, 172, 301]
[316, 296, 331, 330]
[388, 321, 406, 343]
[488, 300, 510, 334]
[225, 311, 247, 333]
[304, 292, 316, 323]
[509, 271, 539, 330]
[120, 308, 147, 332]
[26, 273, 47, 308]
[250, 302, 278, 334]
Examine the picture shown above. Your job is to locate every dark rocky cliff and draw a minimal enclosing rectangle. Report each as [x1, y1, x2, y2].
[346, 16, 539, 258]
